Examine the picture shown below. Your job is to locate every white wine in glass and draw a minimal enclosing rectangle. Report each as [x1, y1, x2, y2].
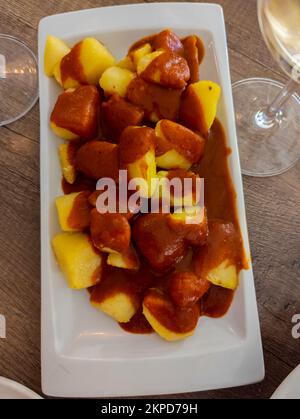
[233, 0, 300, 177]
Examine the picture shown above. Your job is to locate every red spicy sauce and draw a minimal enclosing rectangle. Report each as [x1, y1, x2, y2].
[140, 52, 190, 90]
[67, 190, 91, 230]
[119, 126, 156, 165]
[200, 285, 234, 318]
[75, 140, 119, 181]
[50, 86, 100, 139]
[156, 120, 205, 163]
[152, 29, 184, 55]
[101, 95, 145, 142]
[127, 77, 182, 122]
[143, 288, 200, 334]
[62, 174, 96, 195]
[194, 119, 248, 318]
[120, 308, 153, 334]
[60, 41, 86, 85]
[182, 35, 205, 83]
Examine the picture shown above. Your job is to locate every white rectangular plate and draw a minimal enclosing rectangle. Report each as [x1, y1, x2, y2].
[39, 3, 265, 398]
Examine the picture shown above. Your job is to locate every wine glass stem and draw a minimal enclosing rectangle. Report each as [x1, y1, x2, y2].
[259, 79, 299, 126]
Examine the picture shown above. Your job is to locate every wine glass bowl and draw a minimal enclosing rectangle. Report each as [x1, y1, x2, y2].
[0, 34, 38, 127]
[233, 0, 300, 177]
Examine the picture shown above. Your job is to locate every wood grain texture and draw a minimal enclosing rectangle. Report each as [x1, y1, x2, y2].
[0, 0, 299, 399]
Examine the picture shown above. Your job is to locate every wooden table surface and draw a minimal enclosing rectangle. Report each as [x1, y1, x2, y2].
[0, 0, 299, 400]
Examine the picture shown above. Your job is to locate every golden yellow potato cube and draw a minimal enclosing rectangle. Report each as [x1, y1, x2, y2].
[57, 37, 116, 89]
[193, 81, 221, 130]
[127, 150, 157, 198]
[137, 50, 163, 80]
[156, 149, 190, 171]
[119, 126, 157, 199]
[53, 60, 63, 86]
[44, 35, 70, 77]
[52, 233, 103, 289]
[58, 143, 76, 184]
[193, 220, 241, 291]
[55, 192, 79, 232]
[179, 80, 221, 134]
[207, 260, 238, 290]
[80, 37, 116, 85]
[131, 43, 152, 69]
[143, 304, 195, 342]
[55, 191, 90, 232]
[107, 245, 140, 270]
[99, 66, 136, 97]
[91, 292, 138, 323]
[117, 56, 136, 72]
[50, 121, 79, 141]
[155, 119, 205, 170]
[143, 289, 199, 342]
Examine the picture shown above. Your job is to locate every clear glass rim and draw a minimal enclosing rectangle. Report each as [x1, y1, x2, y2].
[232, 77, 300, 178]
[0, 34, 39, 127]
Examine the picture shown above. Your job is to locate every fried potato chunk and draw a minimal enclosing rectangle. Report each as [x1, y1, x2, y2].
[55, 191, 91, 232]
[90, 209, 131, 254]
[143, 289, 199, 341]
[138, 51, 190, 89]
[169, 271, 210, 308]
[75, 140, 119, 180]
[100, 66, 136, 98]
[194, 220, 241, 290]
[44, 35, 70, 77]
[179, 80, 221, 135]
[50, 86, 100, 140]
[119, 126, 156, 198]
[58, 142, 77, 184]
[58, 37, 115, 89]
[52, 232, 103, 289]
[133, 214, 187, 272]
[155, 120, 205, 170]
[101, 94, 144, 142]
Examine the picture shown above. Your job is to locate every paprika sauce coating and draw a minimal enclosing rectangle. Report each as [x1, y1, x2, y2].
[182, 35, 205, 83]
[133, 213, 188, 272]
[67, 190, 91, 230]
[90, 209, 131, 254]
[101, 94, 144, 142]
[128, 29, 183, 55]
[143, 288, 200, 334]
[156, 119, 205, 164]
[75, 140, 119, 180]
[140, 52, 190, 90]
[62, 174, 96, 195]
[60, 41, 87, 85]
[51, 86, 100, 139]
[152, 29, 184, 55]
[169, 271, 211, 308]
[167, 207, 209, 248]
[118, 126, 156, 165]
[194, 220, 243, 279]
[127, 77, 182, 122]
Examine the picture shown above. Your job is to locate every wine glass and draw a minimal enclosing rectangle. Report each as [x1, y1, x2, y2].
[232, 0, 300, 177]
[0, 34, 38, 126]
